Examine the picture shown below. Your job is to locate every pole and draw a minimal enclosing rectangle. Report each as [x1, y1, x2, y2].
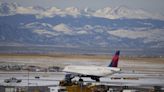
[27, 69, 29, 92]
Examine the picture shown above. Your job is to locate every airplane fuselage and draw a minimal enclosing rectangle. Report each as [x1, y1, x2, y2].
[63, 65, 121, 77]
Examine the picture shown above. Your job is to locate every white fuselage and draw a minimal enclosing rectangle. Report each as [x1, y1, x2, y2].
[63, 65, 121, 77]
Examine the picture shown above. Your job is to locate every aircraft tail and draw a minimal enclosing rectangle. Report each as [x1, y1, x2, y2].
[108, 50, 120, 67]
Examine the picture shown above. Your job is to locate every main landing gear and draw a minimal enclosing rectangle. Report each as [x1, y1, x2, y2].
[79, 78, 83, 82]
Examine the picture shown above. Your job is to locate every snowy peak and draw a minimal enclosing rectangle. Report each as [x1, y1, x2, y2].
[16, 6, 44, 14]
[38, 7, 81, 18]
[65, 7, 80, 14]
[0, 2, 18, 16]
[32, 6, 45, 11]
[35, 7, 59, 18]
[93, 7, 114, 19]
[113, 6, 164, 19]
[0, 2, 164, 20]
[0, 2, 45, 15]
[93, 6, 164, 20]
[64, 7, 81, 17]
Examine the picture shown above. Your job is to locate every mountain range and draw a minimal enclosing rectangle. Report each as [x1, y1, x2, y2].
[0, 2, 164, 55]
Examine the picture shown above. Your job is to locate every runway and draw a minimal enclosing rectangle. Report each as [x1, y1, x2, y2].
[0, 72, 164, 87]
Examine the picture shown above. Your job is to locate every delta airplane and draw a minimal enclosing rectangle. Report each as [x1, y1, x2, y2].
[63, 50, 121, 82]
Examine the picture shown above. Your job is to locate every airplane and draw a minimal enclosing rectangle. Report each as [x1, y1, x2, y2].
[62, 50, 121, 82]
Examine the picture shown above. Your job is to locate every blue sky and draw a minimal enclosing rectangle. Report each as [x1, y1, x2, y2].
[1, 0, 164, 15]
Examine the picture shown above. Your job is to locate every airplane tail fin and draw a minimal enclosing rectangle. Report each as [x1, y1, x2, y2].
[108, 50, 120, 67]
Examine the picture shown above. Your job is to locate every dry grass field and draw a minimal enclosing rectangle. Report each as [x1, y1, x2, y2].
[0, 53, 163, 73]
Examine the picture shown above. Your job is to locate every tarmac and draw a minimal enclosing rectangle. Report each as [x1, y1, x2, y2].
[0, 72, 164, 88]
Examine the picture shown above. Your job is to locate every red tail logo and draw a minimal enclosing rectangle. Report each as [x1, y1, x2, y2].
[108, 51, 120, 67]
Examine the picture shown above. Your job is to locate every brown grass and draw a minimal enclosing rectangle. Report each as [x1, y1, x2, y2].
[0, 53, 163, 63]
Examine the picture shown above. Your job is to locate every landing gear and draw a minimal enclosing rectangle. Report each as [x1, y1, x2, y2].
[79, 78, 83, 82]
[60, 74, 75, 86]
[78, 78, 84, 85]
[65, 74, 75, 84]
[95, 78, 100, 82]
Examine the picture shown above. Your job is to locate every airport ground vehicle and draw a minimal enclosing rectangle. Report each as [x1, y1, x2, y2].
[4, 77, 22, 83]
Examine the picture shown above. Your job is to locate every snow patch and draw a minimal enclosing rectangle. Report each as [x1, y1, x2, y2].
[38, 7, 62, 18]
[33, 29, 58, 37]
[108, 29, 164, 43]
[16, 7, 42, 14]
[53, 24, 73, 35]
[108, 29, 148, 39]
[77, 31, 88, 35]
[64, 7, 81, 17]
[24, 22, 52, 29]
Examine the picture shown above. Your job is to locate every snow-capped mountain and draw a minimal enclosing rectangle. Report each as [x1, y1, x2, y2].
[0, 2, 45, 16]
[38, 6, 164, 20]
[1, 2, 164, 20]
[0, 2, 164, 55]
[37, 7, 81, 18]
[0, 2, 18, 16]
[93, 6, 164, 20]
